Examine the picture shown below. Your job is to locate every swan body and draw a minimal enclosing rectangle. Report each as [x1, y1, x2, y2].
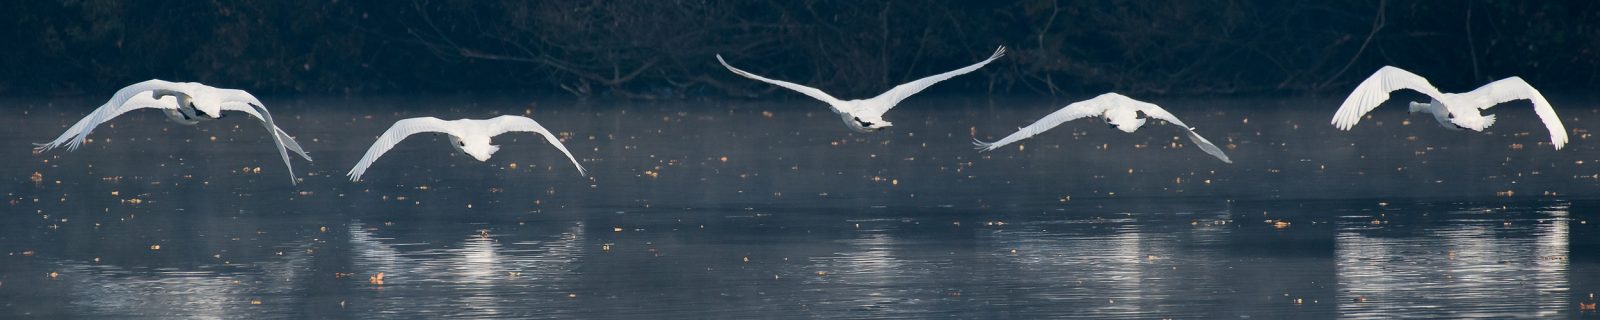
[1331, 66, 1568, 149]
[974, 93, 1232, 163]
[718, 46, 1006, 133]
[346, 115, 587, 182]
[34, 79, 311, 184]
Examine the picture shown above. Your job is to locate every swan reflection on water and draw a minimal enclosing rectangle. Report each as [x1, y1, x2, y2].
[345, 220, 586, 317]
[36, 241, 317, 318]
[5, 96, 1597, 318]
[1336, 202, 1571, 318]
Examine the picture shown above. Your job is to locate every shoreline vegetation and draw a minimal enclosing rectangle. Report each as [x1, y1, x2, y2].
[5, 1, 1596, 98]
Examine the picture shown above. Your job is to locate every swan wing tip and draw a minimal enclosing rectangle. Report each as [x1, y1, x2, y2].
[971, 138, 997, 151]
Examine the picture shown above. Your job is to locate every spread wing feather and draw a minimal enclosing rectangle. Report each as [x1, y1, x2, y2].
[347, 117, 459, 182]
[487, 115, 588, 176]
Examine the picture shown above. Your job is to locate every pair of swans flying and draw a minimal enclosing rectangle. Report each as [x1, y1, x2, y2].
[719, 46, 1233, 163]
[963, 65, 1571, 163]
[34, 80, 585, 184]
[965, 66, 1571, 162]
[34, 80, 313, 184]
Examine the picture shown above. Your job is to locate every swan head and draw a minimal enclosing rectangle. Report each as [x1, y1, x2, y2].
[1102, 109, 1145, 133]
[455, 136, 499, 161]
[155, 91, 225, 120]
[187, 102, 225, 119]
[184, 95, 229, 120]
[846, 114, 892, 133]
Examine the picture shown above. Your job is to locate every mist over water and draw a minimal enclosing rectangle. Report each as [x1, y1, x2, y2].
[3, 94, 1599, 318]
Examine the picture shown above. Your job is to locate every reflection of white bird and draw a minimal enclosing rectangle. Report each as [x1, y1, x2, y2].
[1331, 66, 1569, 150]
[347, 115, 587, 181]
[974, 93, 1232, 163]
[717, 46, 1006, 133]
[34, 79, 312, 184]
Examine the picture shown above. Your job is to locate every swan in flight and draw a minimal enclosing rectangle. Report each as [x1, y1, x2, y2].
[717, 46, 1006, 133]
[346, 115, 587, 182]
[1330, 66, 1568, 150]
[973, 93, 1232, 163]
[34, 79, 312, 184]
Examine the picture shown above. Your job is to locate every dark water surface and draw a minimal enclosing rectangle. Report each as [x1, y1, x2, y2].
[3, 94, 1600, 318]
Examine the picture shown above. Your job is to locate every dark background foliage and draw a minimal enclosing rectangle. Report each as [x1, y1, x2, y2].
[3, 0, 1596, 98]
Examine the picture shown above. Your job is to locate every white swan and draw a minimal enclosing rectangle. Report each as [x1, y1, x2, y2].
[346, 115, 587, 182]
[1330, 66, 1568, 150]
[974, 93, 1232, 163]
[34, 79, 312, 184]
[717, 46, 1006, 133]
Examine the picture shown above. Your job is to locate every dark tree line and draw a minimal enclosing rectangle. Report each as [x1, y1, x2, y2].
[3, 0, 1596, 98]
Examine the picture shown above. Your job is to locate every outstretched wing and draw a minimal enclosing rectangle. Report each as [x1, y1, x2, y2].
[347, 117, 459, 182]
[864, 46, 1006, 115]
[211, 87, 311, 184]
[717, 54, 845, 108]
[214, 88, 309, 160]
[217, 102, 310, 160]
[487, 115, 588, 176]
[1178, 129, 1232, 164]
[212, 88, 265, 108]
[1331, 66, 1447, 130]
[973, 92, 1116, 151]
[35, 80, 187, 152]
[1461, 77, 1568, 150]
[219, 101, 313, 185]
[1135, 101, 1233, 163]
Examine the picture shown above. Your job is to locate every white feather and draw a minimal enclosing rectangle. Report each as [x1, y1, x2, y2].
[975, 93, 1232, 164]
[718, 46, 1006, 132]
[35, 80, 312, 184]
[1330, 66, 1568, 150]
[347, 115, 587, 182]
